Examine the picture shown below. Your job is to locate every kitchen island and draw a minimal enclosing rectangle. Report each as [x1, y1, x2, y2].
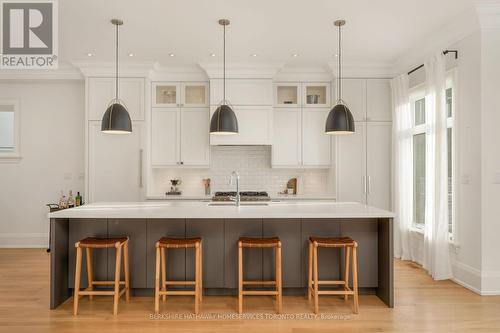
[48, 201, 394, 309]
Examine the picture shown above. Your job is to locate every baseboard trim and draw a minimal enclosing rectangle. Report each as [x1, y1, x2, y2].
[0, 233, 48, 248]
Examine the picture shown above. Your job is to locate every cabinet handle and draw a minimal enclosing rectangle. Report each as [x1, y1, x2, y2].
[367, 176, 371, 194]
[180, 161, 184, 165]
[139, 149, 143, 188]
[363, 176, 367, 194]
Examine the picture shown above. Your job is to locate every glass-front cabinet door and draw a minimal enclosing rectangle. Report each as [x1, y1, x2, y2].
[302, 82, 330, 107]
[153, 82, 180, 107]
[274, 83, 300, 107]
[182, 82, 209, 107]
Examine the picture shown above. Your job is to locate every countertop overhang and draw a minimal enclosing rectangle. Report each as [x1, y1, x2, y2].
[48, 201, 395, 219]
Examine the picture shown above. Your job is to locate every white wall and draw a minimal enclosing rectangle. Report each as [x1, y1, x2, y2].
[149, 146, 332, 197]
[0, 80, 84, 247]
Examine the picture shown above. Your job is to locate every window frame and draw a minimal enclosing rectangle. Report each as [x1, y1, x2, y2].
[0, 100, 21, 161]
[446, 71, 457, 242]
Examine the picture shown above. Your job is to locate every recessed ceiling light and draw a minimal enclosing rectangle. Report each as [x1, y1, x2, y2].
[292, 53, 299, 57]
[128, 53, 134, 57]
[251, 54, 258, 57]
[169, 53, 175, 57]
[87, 52, 93, 57]
[210, 53, 216, 57]
[334, 53, 339, 57]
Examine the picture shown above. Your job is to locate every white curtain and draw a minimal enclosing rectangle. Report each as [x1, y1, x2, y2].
[423, 52, 452, 280]
[391, 75, 413, 261]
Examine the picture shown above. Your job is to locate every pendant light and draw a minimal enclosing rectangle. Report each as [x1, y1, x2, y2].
[101, 19, 132, 134]
[325, 19, 355, 135]
[210, 19, 238, 135]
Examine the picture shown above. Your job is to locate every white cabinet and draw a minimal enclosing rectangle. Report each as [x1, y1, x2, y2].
[342, 79, 367, 121]
[87, 77, 145, 120]
[337, 122, 367, 203]
[153, 82, 209, 108]
[302, 82, 331, 108]
[340, 78, 392, 122]
[274, 83, 300, 107]
[210, 79, 273, 106]
[210, 106, 272, 145]
[336, 122, 392, 209]
[367, 79, 392, 121]
[88, 121, 144, 202]
[302, 107, 331, 167]
[151, 107, 210, 167]
[151, 108, 180, 166]
[272, 108, 301, 167]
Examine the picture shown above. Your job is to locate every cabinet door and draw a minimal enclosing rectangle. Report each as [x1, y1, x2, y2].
[272, 107, 301, 167]
[210, 79, 273, 106]
[342, 79, 366, 121]
[119, 78, 145, 120]
[87, 78, 114, 120]
[274, 83, 300, 107]
[302, 82, 331, 107]
[151, 108, 180, 166]
[336, 122, 367, 204]
[181, 82, 209, 107]
[180, 108, 210, 166]
[88, 121, 143, 202]
[367, 79, 392, 121]
[209, 106, 272, 145]
[367, 122, 392, 209]
[302, 107, 331, 167]
[153, 82, 180, 107]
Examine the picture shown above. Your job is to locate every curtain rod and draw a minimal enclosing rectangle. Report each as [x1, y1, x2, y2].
[407, 50, 458, 75]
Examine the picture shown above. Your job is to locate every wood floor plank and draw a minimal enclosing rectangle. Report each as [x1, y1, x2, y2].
[0, 249, 499, 333]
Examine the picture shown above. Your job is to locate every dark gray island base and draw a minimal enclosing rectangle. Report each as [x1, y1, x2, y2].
[50, 217, 393, 309]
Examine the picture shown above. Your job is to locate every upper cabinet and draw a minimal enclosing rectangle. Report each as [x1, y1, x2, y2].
[274, 83, 300, 107]
[153, 82, 209, 108]
[302, 82, 330, 107]
[340, 78, 392, 122]
[302, 107, 331, 167]
[274, 82, 330, 108]
[210, 79, 273, 106]
[87, 77, 145, 121]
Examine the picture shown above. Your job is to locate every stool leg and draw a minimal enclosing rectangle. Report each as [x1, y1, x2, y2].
[85, 248, 93, 301]
[199, 241, 203, 303]
[124, 241, 130, 301]
[154, 245, 161, 314]
[113, 244, 122, 316]
[307, 241, 313, 301]
[276, 246, 283, 314]
[313, 243, 319, 314]
[344, 247, 350, 301]
[161, 247, 167, 302]
[73, 246, 82, 315]
[352, 246, 359, 314]
[238, 242, 243, 314]
[195, 244, 200, 314]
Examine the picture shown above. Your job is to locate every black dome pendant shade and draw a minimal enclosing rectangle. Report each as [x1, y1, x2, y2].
[101, 19, 132, 134]
[210, 19, 238, 135]
[325, 19, 355, 135]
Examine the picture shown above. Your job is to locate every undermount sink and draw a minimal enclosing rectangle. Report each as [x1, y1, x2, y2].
[208, 202, 270, 207]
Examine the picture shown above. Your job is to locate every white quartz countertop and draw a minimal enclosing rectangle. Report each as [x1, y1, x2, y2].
[48, 201, 394, 219]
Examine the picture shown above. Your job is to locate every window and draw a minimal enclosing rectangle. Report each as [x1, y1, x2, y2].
[411, 93, 426, 228]
[0, 101, 20, 159]
[446, 84, 455, 238]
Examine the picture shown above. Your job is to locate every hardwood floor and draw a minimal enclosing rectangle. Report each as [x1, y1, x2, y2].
[0, 248, 499, 332]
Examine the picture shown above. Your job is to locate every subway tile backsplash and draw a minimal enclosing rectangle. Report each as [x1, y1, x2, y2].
[150, 146, 332, 197]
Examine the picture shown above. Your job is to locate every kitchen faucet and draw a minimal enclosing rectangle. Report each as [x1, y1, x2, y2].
[230, 171, 240, 206]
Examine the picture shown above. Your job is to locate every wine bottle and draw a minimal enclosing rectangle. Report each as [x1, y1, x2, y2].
[75, 192, 82, 207]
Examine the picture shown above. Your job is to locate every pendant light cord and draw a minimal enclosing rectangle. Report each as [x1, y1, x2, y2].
[223, 23, 226, 104]
[115, 22, 119, 100]
[338, 23, 342, 101]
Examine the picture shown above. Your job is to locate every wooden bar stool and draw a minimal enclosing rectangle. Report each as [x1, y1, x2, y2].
[73, 237, 130, 316]
[308, 236, 359, 314]
[155, 237, 202, 314]
[238, 237, 282, 314]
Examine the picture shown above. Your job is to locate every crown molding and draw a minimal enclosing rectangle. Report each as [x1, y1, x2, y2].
[327, 61, 395, 79]
[476, 0, 500, 28]
[274, 66, 334, 82]
[149, 63, 209, 82]
[0, 62, 83, 80]
[198, 61, 285, 79]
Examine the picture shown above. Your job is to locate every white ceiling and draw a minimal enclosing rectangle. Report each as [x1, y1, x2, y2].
[60, 0, 474, 68]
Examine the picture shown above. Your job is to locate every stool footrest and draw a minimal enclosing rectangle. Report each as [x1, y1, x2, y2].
[243, 280, 276, 285]
[159, 290, 196, 296]
[91, 280, 126, 286]
[164, 280, 196, 286]
[79, 287, 127, 296]
[311, 280, 346, 285]
[242, 290, 279, 296]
